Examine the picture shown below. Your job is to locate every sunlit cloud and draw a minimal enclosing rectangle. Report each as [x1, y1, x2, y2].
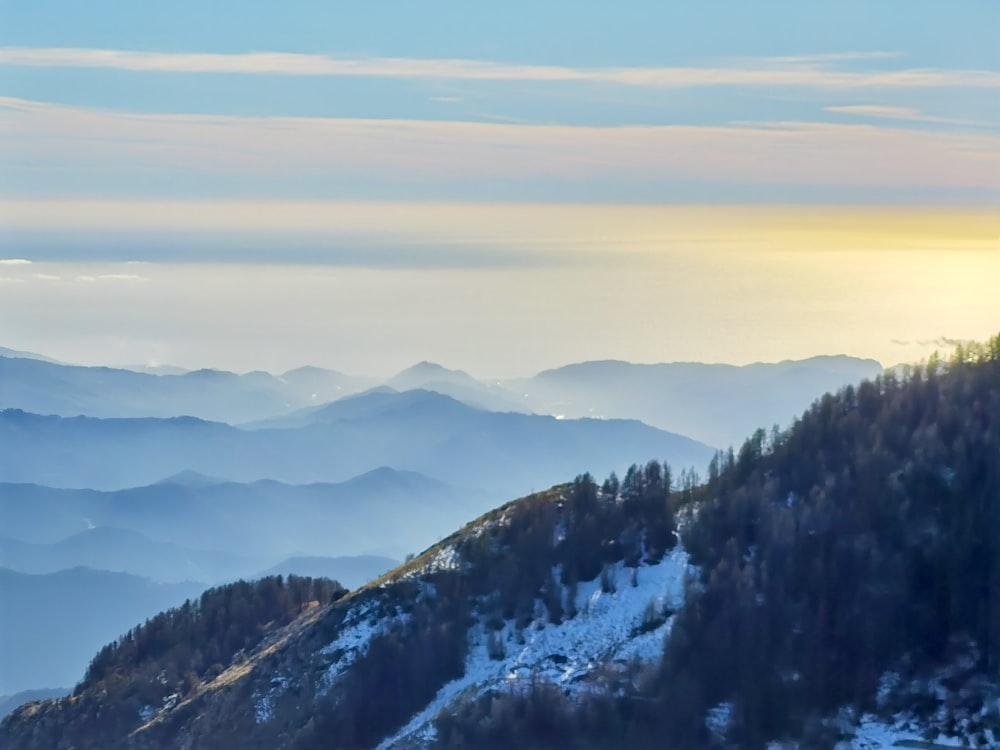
[764, 52, 904, 64]
[33, 273, 61, 281]
[2, 97, 997, 193]
[53, 273, 150, 283]
[4, 202, 997, 265]
[2, 220, 999, 378]
[827, 104, 983, 126]
[0, 258, 32, 265]
[1, 47, 998, 90]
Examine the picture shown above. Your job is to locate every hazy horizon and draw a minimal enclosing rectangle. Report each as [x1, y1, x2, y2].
[2, 1, 997, 378]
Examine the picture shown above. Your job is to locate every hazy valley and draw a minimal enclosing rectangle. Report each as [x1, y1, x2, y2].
[0, 347, 878, 708]
[1, 335, 998, 748]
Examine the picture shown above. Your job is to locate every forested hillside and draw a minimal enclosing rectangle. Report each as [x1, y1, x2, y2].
[2, 335, 997, 749]
[0, 466, 691, 750]
[662, 336, 1000, 745]
[438, 335, 1000, 748]
[5, 576, 345, 749]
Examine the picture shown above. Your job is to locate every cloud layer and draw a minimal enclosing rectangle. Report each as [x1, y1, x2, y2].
[2, 97, 997, 194]
[2, 47, 1000, 90]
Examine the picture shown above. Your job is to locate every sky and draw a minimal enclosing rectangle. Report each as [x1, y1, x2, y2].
[0, 1, 998, 376]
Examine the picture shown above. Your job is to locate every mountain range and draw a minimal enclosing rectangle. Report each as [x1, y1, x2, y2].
[0, 390, 714, 497]
[0, 351, 882, 449]
[0, 355, 372, 424]
[3, 335, 996, 748]
[0, 344, 890, 729]
[0, 468, 479, 562]
[506, 355, 884, 447]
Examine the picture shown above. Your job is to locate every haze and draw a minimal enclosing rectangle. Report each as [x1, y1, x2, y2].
[1, 1, 998, 374]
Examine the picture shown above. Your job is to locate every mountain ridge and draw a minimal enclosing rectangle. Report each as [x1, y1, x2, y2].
[4, 336, 997, 749]
[2, 348, 882, 450]
[0, 398, 714, 498]
[0, 467, 482, 560]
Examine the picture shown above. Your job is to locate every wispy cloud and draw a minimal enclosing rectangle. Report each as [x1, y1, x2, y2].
[827, 104, 983, 126]
[0, 258, 32, 265]
[1, 47, 998, 89]
[97, 273, 150, 281]
[765, 52, 904, 64]
[2, 97, 997, 192]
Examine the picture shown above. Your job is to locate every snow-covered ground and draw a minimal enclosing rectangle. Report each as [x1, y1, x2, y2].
[255, 599, 395, 723]
[375, 544, 690, 749]
[316, 600, 393, 694]
[830, 647, 1000, 749]
[253, 676, 290, 724]
[836, 713, 964, 749]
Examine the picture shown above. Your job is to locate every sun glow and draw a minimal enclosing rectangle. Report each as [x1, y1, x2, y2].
[1, 201, 996, 375]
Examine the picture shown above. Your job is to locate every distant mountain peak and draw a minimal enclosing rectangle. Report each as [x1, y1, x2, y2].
[153, 470, 223, 488]
[0, 346, 64, 364]
[400, 360, 451, 373]
[281, 365, 342, 377]
[343, 465, 452, 492]
[119, 363, 190, 376]
[182, 368, 238, 380]
[388, 361, 479, 388]
[348, 385, 399, 397]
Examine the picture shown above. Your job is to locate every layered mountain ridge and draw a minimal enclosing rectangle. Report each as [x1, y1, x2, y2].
[4, 334, 997, 749]
[0, 351, 883, 449]
[0, 395, 713, 495]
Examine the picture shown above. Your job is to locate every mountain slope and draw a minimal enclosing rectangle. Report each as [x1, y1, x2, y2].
[255, 556, 400, 590]
[0, 690, 70, 722]
[6, 339, 995, 749]
[650, 339, 1000, 747]
[0, 468, 687, 749]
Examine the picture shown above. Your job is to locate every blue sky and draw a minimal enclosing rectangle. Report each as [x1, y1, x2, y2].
[1, 0, 998, 203]
[3, 1, 997, 67]
[0, 1, 998, 374]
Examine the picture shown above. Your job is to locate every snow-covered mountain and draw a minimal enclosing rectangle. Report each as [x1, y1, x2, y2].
[0, 476, 690, 749]
[3, 338, 999, 750]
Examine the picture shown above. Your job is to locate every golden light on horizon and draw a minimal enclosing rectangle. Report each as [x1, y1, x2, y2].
[1, 201, 997, 375]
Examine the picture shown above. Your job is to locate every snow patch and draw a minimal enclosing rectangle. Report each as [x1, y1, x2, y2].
[423, 545, 460, 574]
[253, 675, 291, 724]
[376, 544, 689, 749]
[705, 701, 734, 742]
[837, 713, 935, 749]
[317, 599, 416, 696]
[317, 615, 381, 695]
